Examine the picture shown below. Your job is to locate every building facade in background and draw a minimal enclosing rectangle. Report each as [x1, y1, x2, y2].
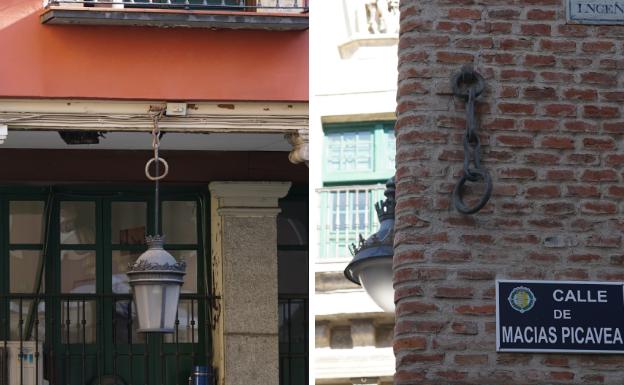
[395, 1, 624, 384]
[312, 1, 397, 384]
[0, 1, 308, 385]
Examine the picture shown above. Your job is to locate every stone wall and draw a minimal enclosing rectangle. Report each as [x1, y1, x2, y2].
[394, 0, 624, 383]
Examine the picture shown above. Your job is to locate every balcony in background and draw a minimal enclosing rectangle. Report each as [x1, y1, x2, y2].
[318, 184, 385, 262]
[41, 0, 309, 30]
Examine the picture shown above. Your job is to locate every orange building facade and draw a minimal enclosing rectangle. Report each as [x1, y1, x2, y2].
[0, 1, 308, 384]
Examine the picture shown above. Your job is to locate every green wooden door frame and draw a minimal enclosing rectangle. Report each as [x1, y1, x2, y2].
[0, 185, 212, 385]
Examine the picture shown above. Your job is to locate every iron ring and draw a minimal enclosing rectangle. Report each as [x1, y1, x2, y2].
[452, 168, 492, 214]
[451, 69, 485, 100]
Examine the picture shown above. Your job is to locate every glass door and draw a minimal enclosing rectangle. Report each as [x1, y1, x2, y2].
[0, 188, 210, 385]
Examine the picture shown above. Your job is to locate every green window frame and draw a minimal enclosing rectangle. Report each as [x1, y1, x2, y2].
[0, 185, 212, 385]
[323, 121, 395, 184]
[320, 121, 395, 260]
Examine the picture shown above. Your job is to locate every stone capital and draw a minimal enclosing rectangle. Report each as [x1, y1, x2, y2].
[209, 181, 291, 212]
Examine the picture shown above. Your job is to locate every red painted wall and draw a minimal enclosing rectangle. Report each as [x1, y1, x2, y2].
[0, 0, 308, 101]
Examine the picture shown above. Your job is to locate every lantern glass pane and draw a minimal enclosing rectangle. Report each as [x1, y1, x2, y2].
[358, 260, 395, 313]
[134, 283, 164, 331]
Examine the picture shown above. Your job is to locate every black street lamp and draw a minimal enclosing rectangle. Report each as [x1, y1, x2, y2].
[344, 177, 395, 313]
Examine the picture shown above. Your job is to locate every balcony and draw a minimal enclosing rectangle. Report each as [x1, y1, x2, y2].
[318, 184, 385, 262]
[41, 0, 309, 30]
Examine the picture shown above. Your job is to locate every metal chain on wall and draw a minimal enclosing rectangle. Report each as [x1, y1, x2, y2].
[451, 66, 492, 215]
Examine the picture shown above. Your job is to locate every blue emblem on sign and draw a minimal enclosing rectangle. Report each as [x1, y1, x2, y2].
[508, 286, 536, 313]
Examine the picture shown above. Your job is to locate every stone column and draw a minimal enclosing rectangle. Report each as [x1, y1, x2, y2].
[209, 181, 291, 385]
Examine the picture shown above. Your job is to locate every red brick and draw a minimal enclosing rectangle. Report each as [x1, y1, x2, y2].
[498, 102, 535, 114]
[434, 371, 468, 381]
[544, 103, 576, 117]
[541, 71, 574, 83]
[603, 122, 624, 134]
[581, 169, 618, 182]
[394, 267, 447, 283]
[526, 185, 560, 198]
[581, 72, 618, 86]
[540, 39, 576, 52]
[527, 9, 556, 20]
[437, 51, 475, 64]
[583, 137, 616, 150]
[496, 134, 533, 147]
[436, 21, 472, 34]
[454, 305, 495, 316]
[394, 336, 427, 352]
[483, 53, 516, 66]
[435, 287, 475, 299]
[520, 23, 551, 36]
[523, 87, 556, 99]
[582, 41, 616, 53]
[561, 58, 593, 70]
[524, 54, 556, 67]
[549, 371, 575, 381]
[488, 9, 520, 19]
[461, 234, 495, 244]
[563, 88, 597, 101]
[397, 300, 438, 314]
[583, 105, 620, 119]
[563, 120, 598, 133]
[607, 186, 624, 198]
[499, 38, 533, 50]
[525, 152, 559, 164]
[499, 167, 536, 179]
[568, 254, 601, 263]
[432, 249, 471, 263]
[455, 37, 493, 49]
[545, 169, 575, 181]
[566, 185, 600, 198]
[500, 69, 535, 81]
[581, 201, 618, 214]
[397, 354, 444, 370]
[558, 24, 590, 37]
[451, 321, 478, 334]
[541, 136, 575, 149]
[455, 354, 489, 365]
[448, 8, 482, 20]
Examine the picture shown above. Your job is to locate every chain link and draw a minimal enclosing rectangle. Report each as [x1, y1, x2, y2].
[145, 109, 168, 181]
[451, 68, 492, 214]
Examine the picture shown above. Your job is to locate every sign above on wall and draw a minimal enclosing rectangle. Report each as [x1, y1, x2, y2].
[497, 280, 624, 353]
[567, 0, 624, 24]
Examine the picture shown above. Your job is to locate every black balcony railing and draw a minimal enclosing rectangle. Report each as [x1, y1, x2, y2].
[45, 0, 309, 13]
[42, 0, 309, 29]
[0, 292, 212, 385]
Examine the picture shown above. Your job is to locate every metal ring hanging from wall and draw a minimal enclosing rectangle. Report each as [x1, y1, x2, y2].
[450, 66, 492, 215]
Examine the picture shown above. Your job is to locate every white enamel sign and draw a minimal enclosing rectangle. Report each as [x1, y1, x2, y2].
[568, 0, 624, 24]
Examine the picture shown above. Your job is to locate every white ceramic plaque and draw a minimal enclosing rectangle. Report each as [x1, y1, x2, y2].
[568, 0, 624, 24]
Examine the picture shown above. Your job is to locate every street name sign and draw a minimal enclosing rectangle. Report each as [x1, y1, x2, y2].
[497, 280, 624, 353]
[567, 0, 624, 24]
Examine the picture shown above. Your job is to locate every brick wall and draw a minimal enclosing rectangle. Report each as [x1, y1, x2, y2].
[394, 1, 624, 384]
